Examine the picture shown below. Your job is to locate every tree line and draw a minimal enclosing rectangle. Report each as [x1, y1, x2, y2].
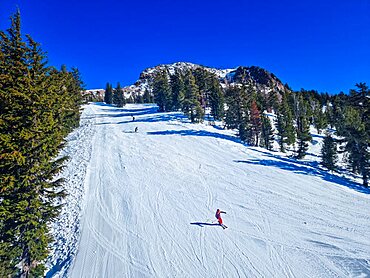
[0, 11, 84, 276]
[147, 67, 369, 187]
[103, 82, 154, 106]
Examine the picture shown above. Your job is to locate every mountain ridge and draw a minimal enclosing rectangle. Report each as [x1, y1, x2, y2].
[123, 62, 287, 97]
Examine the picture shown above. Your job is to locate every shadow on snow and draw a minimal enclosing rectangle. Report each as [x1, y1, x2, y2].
[234, 154, 370, 195]
[147, 129, 241, 144]
[148, 129, 369, 195]
[96, 113, 187, 125]
[190, 222, 220, 227]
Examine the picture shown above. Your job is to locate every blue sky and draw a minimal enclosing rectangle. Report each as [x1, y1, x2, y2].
[1, 0, 369, 93]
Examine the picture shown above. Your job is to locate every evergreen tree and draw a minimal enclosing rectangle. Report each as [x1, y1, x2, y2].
[104, 82, 113, 104]
[295, 94, 312, 159]
[209, 76, 224, 121]
[182, 71, 203, 123]
[224, 85, 250, 141]
[135, 93, 144, 104]
[0, 11, 83, 276]
[113, 82, 125, 107]
[275, 92, 295, 152]
[296, 115, 311, 159]
[143, 89, 152, 103]
[224, 86, 242, 129]
[152, 70, 172, 112]
[193, 68, 209, 112]
[340, 84, 369, 187]
[266, 89, 279, 113]
[170, 69, 185, 111]
[63, 67, 85, 129]
[126, 95, 134, 103]
[321, 133, 338, 171]
[313, 105, 328, 134]
[276, 112, 286, 152]
[330, 93, 347, 133]
[260, 114, 274, 150]
[249, 100, 262, 146]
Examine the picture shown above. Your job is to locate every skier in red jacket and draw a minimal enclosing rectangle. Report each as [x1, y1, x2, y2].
[215, 209, 227, 229]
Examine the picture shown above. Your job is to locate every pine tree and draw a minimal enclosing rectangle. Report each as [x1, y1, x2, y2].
[170, 69, 185, 111]
[276, 92, 295, 152]
[64, 67, 85, 129]
[260, 114, 274, 150]
[193, 68, 209, 112]
[295, 94, 312, 159]
[135, 93, 144, 103]
[321, 133, 338, 171]
[143, 89, 152, 103]
[276, 112, 285, 152]
[152, 70, 172, 112]
[313, 106, 328, 134]
[113, 82, 125, 107]
[126, 95, 134, 103]
[183, 71, 203, 123]
[340, 83, 369, 187]
[224, 86, 242, 129]
[331, 93, 347, 134]
[209, 76, 224, 121]
[104, 82, 113, 104]
[224, 84, 252, 141]
[249, 100, 262, 146]
[266, 89, 279, 113]
[0, 11, 83, 276]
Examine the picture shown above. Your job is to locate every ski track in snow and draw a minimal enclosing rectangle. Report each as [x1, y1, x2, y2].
[48, 103, 370, 278]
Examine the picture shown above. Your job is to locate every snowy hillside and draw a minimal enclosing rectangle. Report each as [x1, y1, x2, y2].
[47, 103, 370, 278]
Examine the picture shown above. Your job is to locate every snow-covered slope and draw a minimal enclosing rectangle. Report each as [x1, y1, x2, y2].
[49, 103, 370, 277]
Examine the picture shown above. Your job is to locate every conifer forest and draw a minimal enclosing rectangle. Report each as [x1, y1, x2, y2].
[0, 12, 83, 277]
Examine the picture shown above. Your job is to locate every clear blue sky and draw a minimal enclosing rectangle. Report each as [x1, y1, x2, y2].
[1, 0, 369, 93]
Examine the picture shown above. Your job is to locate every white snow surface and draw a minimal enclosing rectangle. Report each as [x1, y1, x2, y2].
[48, 103, 370, 278]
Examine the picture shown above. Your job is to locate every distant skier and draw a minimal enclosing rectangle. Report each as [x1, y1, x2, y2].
[215, 209, 227, 229]
[132, 116, 135, 121]
[134, 127, 138, 133]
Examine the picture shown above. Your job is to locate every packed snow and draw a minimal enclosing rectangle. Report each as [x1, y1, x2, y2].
[47, 103, 370, 278]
